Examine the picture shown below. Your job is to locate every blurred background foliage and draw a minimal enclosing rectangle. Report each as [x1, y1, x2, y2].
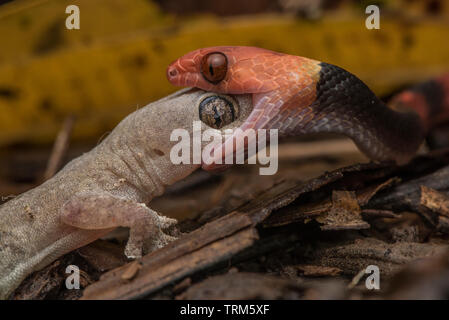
[0, 0, 449, 147]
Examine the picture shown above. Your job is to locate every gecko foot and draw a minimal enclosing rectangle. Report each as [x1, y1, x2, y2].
[60, 193, 178, 260]
[124, 209, 178, 259]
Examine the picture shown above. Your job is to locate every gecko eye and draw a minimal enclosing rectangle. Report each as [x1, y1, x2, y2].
[200, 52, 228, 84]
[199, 95, 239, 129]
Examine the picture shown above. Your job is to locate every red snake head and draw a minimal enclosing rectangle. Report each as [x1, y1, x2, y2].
[167, 46, 322, 171]
[167, 46, 286, 94]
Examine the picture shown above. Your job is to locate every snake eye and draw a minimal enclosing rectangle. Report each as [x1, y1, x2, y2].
[199, 95, 239, 129]
[200, 52, 228, 84]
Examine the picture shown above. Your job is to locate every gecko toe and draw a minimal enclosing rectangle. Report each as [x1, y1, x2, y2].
[124, 242, 143, 259]
[157, 216, 178, 229]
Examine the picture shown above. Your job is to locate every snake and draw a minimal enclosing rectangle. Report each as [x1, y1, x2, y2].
[167, 46, 449, 170]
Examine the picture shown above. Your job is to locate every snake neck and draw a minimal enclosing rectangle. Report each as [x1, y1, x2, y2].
[296, 62, 425, 164]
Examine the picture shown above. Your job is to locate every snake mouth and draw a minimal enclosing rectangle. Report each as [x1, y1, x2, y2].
[166, 60, 199, 89]
[201, 129, 260, 172]
[201, 93, 277, 172]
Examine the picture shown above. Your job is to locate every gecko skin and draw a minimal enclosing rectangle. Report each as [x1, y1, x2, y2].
[167, 46, 449, 170]
[0, 89, 253, 299]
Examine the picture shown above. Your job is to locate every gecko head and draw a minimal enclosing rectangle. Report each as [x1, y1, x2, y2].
[167, 46, 283, 94]
[194, 92, 257, 173]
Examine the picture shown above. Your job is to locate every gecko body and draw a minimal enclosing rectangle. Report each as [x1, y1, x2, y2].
[0, 89, 253, 299]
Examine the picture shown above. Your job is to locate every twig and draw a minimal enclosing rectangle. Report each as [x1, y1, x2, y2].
[347, 268, 366, 290]
[43, 115, 75, 180]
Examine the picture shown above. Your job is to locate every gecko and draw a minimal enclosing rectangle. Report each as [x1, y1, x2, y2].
[0, 88, 253, 299]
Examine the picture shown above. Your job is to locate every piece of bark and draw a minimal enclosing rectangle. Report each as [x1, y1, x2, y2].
[82, 227, 259, 299]
[316, 191, 370, 230]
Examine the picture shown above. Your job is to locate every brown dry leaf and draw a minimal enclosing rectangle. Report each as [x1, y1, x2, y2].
[357, 177, 401, 206]
[264, 200, 332, 227]
[316, 191, 370, 230]
[420, 185, 449, 217]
